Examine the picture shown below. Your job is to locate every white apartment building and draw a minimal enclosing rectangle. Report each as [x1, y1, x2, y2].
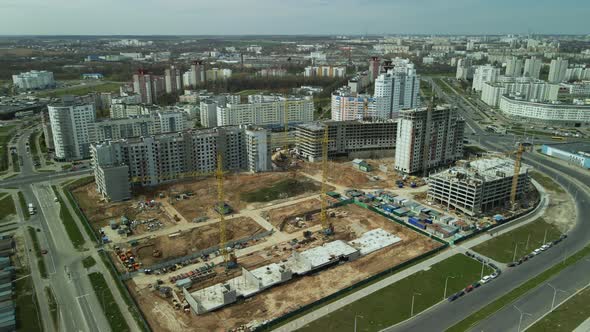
[164, 65, 183, 94]
[48, 100, 96, 160]
[565, 67, 590, 81]
[374, 65, 420, 119]
[330, 86, 376, 121]
[505, 57, 523, 77]
[481, 76, 559, 107]
[548, 57, 569, 83]
[12, 70, 55, 90]
[560, 82, 590, 95]
[394, 105, 465, 174]
[472, 65, 501, 91]
[499, 95, 590, 126]
[304, 66, 346, 78]
[523, 56, 543, 79]
[216, 98, 314, 126]
[456, 58, 475, 80]
[204, 68, 232, 81]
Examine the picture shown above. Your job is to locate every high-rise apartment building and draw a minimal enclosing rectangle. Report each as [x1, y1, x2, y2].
[369, 57, 380, 82]
[472, 65, 501, 91]
[394, 105, 465, 174]
[330, 86, 376, 121]
[164, 65, 183, 94]
[548, 57, 569, 83]
[12, 70, 55, 90]
[373, 65, 420, 119]
[133, 69, 164, 104]
[505, 57, 523, 77]
[523, 56, 542, 79]
[48, 99, 96, 160]
[456, 58, 474, 80]
[216, 97, 314, 126]
[190, 60, 206, 87]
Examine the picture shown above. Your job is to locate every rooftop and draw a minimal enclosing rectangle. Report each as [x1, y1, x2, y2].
[430, 157, 530, 183]
[545, 142, 590, 156]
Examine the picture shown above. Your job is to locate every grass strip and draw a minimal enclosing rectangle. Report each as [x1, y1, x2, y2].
[15, 268, 43, 331]
[447, 245, 590, 332]
[88, 272, 131, 332]
[11, 153, 19, 172]
[529, 285, 590, 331]
[82, 256, 96, 269]
[0, 194, 16, 221]
[530, 171, 566, 194]
[52, 185, 85, 250]
[27, 226, 48, 278]
[45, 286, 59, 330]
[17, 191, 29, 221]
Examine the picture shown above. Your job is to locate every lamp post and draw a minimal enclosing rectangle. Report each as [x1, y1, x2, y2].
[411, 292, 422, 317]
[444, 275, 456, 300]
[512, 242, 519, 262]
[354, 315, 364, 332]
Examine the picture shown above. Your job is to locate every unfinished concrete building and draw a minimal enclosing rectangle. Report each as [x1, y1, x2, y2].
[427, 157, 531, 216]
[184, 229, 401, 315]
[295, 120, 397, 161]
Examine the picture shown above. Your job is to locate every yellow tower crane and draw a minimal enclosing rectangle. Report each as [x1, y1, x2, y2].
[510, 143, 525, 211]
[216, 153, 230, 263]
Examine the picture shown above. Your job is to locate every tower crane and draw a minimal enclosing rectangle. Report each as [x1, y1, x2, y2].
[510, 143, 525, 211]
[319, 125, 332, 234]
[216, 153, 229, 264]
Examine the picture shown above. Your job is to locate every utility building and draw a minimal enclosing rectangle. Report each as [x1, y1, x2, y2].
[427, 157, 531, 216]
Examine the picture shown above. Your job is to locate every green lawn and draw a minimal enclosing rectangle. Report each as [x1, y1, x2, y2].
[11, 153, 19, 172]
[530, 171, 566, 194]
[0, 193, 16, 222]
[15, 269, 43, 332]
[434, 78, 455, 95]
[0, 125, 15, 172]
[17, 191, 30, 221]
[37, 82, 123, 98]
[472, 218, 562, 263]
[52, 186, 86, 250]
[29, 131, 39, 156]
[529, 286, 590, 331]
[448, 245, 590, 332]
[88, 272, 131, 332]
[82, 256, 96, 269]
[27, 226, 48, 278]
[298, 255, 492, 332]
[45, 286, 59, 329]
[241, 178, 321, 203]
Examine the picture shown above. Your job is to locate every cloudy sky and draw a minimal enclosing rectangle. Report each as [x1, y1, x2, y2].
[0, 0, 588, 35]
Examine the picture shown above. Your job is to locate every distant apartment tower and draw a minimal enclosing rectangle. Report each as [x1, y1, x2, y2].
[304, 66, 346, 78]
[472, 65, 500, 91]
[394, 105, 465, 174]
[190, 60, 206, 87]
[48, 98, 96, 160]
[12, 70, 55, 90]
[216, 97, 314, 127]
[523, 56, 543, 79]
[164, 65, 182, 94]
[456, 58, 474, 80]
[369, 57, 380, 82]
[505, 57, 523, 77]
[133, 69, 164, 104]
[548, 57, 569, 83]
[374, 66, 420, 119]
[330, 86, 376, 121]
[41, 110, 54, 150]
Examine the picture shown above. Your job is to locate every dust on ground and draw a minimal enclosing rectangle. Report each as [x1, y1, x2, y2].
[542, 182, 576, 233]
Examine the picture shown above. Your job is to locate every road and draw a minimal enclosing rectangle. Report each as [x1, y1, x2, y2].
[380, 78, 590, 332]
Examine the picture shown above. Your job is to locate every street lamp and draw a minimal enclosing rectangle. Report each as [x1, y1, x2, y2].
[547, 283, 567, 310]
[513, 304, 532, 332]
[354, 314, 364, 332]
[444, 275, 455, 300]
[410, 292, 422, 317]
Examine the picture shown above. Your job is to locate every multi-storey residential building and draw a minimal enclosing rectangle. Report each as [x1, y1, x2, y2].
[472, 65, 501, 91]
[481, 76, 559, 107]
[456, 58, 474, 80]
[427, 158, 531, 216]
[330, 86, 376, 121]
[133, 69, 165, 104]
[12, 70, 55, 90]
[369, 57, 380, 82]
[41, 110, 54, 150]
[204, 68, 232, 81]
[505, 57, 523, 77]
[303, 66, 346, 78]
[565, 66, 590, 81]
[548, 57, 569, 83]
[91, 126, 269, 201]
[92, 111, 185, 142]
[295, 120, 397, 161]
[164, 65, 183, 94]
[48, 99, 96, 160]
[216, 97, 314, 126]
[374, 65, 420, 119]
[394, 105, 465, 174]
[523, 56, 543, 79]
[499, 95, 590, 127]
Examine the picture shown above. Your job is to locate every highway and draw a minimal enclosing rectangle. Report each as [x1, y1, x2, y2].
[381, 78, 590, 332]
[11, 128, 111, 332]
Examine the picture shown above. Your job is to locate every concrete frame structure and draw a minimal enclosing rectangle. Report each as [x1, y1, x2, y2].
[427, 157, 531, 216]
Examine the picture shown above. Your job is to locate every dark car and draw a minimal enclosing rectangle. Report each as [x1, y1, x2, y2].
[489, 263, 498, 270]
[472, 282, 481, 288]
[448, 294, 459, 302]
[508, 262, 516, 267]
[457, 290, 466, 297]
[560, 234, 568, 240]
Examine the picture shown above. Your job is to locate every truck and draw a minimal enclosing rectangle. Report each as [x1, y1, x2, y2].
[28, 203, 35, 215]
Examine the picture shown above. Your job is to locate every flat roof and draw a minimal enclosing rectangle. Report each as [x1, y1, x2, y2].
[299, 240, 358, 270]
[348, 229, 402, 255]
[545, 142, 590, 155]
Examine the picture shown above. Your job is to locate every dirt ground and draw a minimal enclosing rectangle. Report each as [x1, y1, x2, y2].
[133, 217, 265, 266]
[136, 172, 320, 221]
[131, 204, 442, 332]
[263, 197, 322, 233]
[541, 183, 575, 233]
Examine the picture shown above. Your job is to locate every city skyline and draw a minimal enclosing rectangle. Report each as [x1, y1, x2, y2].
[0, 0, 588, 35]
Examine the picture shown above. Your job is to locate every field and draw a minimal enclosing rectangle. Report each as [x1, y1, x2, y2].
[472, 218, 562, 263]
[0, 193, 16, 223]
[88, 272, 131, 332]
[264, 197, 322, 233]
[130, 216, 264, 267]
[241, 178, 320, 203]
[37, 82, 123, 98]
[129, 204, 442, 332]
[299, 254, 493, 332]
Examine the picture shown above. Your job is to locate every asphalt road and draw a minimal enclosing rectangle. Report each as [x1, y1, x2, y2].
[382, 79, 590, 332]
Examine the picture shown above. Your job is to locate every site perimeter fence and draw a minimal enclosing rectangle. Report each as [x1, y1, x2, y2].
[120, 229, 275, 280]
[64, 177, 100, 244]
[256, 242, 448, 331]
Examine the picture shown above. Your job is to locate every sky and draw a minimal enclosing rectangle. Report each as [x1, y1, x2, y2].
[0, 0, 588, 35]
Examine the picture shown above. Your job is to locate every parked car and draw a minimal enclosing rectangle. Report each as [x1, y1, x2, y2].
[465, 285, 474, 293]
[480, 275, 492, 284]
[508, 262, 516, 267]
[448, 294, 459, 302]
[533, 249, 542, 255]
[41, 249, 48, 255]
[472, 282, 481, 288]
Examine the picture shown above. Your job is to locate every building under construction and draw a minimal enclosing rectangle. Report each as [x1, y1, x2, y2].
[427, 157, 531, 216]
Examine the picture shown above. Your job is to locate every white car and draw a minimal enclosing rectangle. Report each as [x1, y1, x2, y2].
[533, 249, 542, 255]
[541, 245, 550, 251]
[480, 275, 492, 284]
